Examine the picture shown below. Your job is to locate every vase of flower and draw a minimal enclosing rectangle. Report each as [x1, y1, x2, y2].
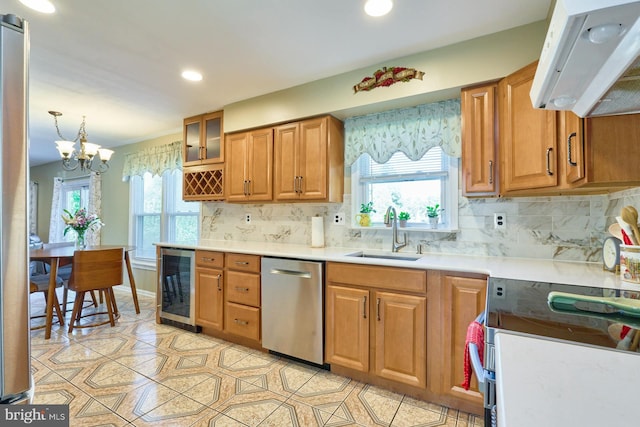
[62, 208, 103, 250]
[75, 229, 86, 249]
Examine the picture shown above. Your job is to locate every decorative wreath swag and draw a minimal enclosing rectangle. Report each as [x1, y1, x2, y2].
[353, 66, 425, 93]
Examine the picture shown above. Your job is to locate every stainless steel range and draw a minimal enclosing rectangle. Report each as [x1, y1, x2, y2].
[479, 277, 640, 427]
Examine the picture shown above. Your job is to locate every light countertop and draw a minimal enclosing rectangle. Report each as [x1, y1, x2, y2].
[495, 330, 640, 427]
[156, 240, 640, 291]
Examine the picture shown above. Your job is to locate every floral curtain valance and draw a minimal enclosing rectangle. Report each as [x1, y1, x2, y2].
[121, 141, 183, 181]
[344, 98, 461, 165]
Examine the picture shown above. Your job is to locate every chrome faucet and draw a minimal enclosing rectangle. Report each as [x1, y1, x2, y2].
[384, 206, 407, 252]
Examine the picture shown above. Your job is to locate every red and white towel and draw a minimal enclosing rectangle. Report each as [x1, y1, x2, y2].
[462, 320, 484, 391]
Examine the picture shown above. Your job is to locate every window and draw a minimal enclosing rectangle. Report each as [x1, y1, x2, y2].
[55, 178, 90, 243]
[129, 170, 200, 261]
[351, 147, 458, 229]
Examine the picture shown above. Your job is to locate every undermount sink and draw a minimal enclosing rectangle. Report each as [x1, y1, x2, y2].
[345, 251, 423, 261]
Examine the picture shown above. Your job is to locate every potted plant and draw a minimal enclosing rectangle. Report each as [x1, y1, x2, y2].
[356, 202, 375, 226]
[398, 211, 410, 227]
[426, 204, 441, 228]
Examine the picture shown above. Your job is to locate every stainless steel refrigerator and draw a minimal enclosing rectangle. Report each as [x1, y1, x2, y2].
[0, 13, 31, 404]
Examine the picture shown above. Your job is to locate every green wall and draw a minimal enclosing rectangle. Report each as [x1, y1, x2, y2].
[29, 21, 548, 294]
[224, 21, 546, 132]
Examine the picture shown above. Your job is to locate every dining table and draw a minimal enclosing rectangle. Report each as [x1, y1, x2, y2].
[29, 245, 139, 339]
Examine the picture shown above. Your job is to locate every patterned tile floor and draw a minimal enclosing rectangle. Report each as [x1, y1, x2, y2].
[29, 288, 484, 427]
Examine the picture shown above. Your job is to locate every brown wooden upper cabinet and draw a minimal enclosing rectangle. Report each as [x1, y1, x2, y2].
[273, 115, 344, 202]
[225, 127, 273, 202]
[183, 111, 224, 166]
[462, 61, 640, 197]
[461, 82, 498, 196]
[500, 62, 558, 193]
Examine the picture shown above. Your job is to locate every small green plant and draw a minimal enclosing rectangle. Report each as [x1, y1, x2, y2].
[398, 211, 410, 220]
[426, 204, 441, 218]
[359, 202, 375, 213]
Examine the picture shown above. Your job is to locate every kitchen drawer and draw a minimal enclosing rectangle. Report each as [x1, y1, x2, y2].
[225, 302, 260, 341]
[195, 250, 224, 269]
[226, 270, 260, 307]
[226, 253, 261, 273]
[327, 262, 426, 293]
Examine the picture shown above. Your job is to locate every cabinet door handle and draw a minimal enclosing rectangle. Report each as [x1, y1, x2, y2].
[201, 257, 215, 262]
[234, 261, 250, 266]
[234, 318, 248, 326]
[546, 148, 554, 176]
[362, 296, 367, 319]
[247, 180, 251, 195]
[376, 298, 381, 321]
[567, 132, 578, 167]
[234, 286, 249, 292]
[488, 160, 493, 185]
[216, 274, 222, 291]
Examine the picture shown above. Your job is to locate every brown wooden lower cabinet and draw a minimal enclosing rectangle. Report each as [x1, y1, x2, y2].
[325, 285, 369, 372]
[325, 263, 427, 389]
[428, 270, 487, 412]
[195, 250, 224, 331]
[374, 291, 426, 388]
[325, 262, 485, 416]
[194, 252, 262, 349]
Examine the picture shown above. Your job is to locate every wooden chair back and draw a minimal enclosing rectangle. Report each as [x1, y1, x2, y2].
[68, 248, 124, 292]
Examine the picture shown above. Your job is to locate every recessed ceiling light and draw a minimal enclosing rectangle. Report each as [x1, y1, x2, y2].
[19, 0, 55, 14]
[364, 0, 393, 17]
[181, 70, 203, 82]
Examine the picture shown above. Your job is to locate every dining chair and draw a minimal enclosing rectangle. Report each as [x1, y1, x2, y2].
[29, 272, 64, 330]
[42, 241, 98, 314]
[67, 248, 124, 332]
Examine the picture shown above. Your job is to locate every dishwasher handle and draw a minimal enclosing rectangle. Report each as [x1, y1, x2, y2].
[268, 268, 312, 279]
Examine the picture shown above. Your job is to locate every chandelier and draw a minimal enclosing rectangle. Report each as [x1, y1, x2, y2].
[49, 111, 114, 173]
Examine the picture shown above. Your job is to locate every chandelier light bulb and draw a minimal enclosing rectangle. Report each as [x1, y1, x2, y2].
[55, 140, 75, 158]
[364, 0, 393, 17]
[82, 142, 101, 157]
[98, 148, 114, 162]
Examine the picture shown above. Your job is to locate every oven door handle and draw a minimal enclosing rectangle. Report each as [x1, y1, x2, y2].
[469, 342, 486, 393]
[469, 311, 488, 394]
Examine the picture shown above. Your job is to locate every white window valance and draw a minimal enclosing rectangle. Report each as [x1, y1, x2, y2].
[121, 140, 183, 181]
[344, 98, 461, 165]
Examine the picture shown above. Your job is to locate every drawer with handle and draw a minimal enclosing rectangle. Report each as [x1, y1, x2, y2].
[226, 253, 260, 273]
[226, 270, 260, 307]
[225, 302, 260, 341]
[195, 250, 224, 268]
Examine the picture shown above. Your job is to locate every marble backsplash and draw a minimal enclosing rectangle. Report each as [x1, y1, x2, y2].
[200, 186, 640, 262]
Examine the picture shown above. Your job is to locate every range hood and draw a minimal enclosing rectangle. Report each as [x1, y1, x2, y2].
[530, 0, 640, 117]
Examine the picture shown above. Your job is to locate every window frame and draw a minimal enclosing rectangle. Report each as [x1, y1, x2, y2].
[128, 170, 200, 267]
[55, 178, 90, 243]
[350, 149, 459, 232]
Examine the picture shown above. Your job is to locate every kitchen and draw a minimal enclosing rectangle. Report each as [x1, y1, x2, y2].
[11, 0, 640, 426]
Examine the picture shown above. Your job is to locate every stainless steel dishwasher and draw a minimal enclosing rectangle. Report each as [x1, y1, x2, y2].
[261, 257, 324, 365]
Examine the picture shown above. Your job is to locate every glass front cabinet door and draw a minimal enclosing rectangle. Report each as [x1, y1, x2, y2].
[183, 111, 224, 166]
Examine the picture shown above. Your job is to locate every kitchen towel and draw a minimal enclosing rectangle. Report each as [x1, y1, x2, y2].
[311, 216, 325, 248]
[462, 320, 484, 391]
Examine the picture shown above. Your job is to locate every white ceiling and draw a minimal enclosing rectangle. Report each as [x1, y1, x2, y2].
[1, 0, 551, 166]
